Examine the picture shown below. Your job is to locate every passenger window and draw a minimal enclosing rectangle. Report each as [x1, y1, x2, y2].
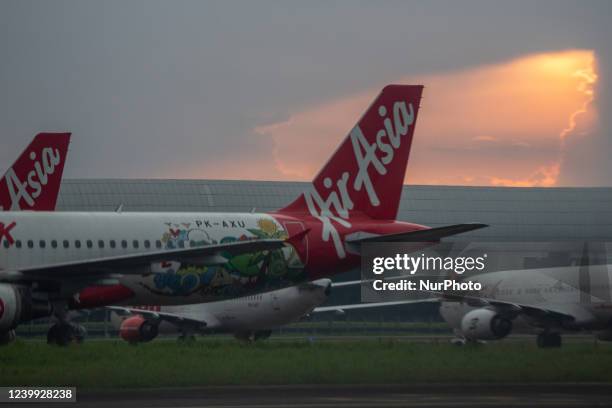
[27, 240, 34, 249]
[86, 240, 93, 249]
[121, 240, 128, 249]
[110, 240, 116, 249]
[75, 240, 81, 249]
[98, 240, 105, 249]
[155, 240, 162, 249]
[178, 240, 185, 249]
[144, 240, 151, 249]
[15, 240, 22, 249]
[39, 240, 46, 249]
[3, 240, 8, 249]
[133, 240, 139, 249]
[51, 240, 58, 249]
[63, 240, 69, 249]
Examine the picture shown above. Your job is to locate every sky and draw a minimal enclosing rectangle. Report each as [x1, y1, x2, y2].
[1, 0, 611, 186]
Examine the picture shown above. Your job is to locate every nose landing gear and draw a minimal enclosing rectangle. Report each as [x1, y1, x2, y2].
[47, 322, 87, 346]
[537, 332, 562, 348]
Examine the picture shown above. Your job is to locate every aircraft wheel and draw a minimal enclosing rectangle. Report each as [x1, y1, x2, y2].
[253, 330, 272, 341]
[450, 337, 466, 346]
[73, 324, 87, 344]
[177, 334, 196, 343]
[234, 332, 255, 343]
[47, 324, 59, 345]
[0, 330, 16, 345]
[537, 332, 562, 348]
[47, 323, 86, 346]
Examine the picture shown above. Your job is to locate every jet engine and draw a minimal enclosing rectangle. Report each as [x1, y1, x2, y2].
[460, 308, 512, 340]
[0, 284, 52, 332]
[119, 315, 159, 344]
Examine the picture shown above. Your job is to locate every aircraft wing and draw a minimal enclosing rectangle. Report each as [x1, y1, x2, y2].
[345, 223, 487, 243]
[313, 298, 438, 313]
[333, 274, 592, 325]
[2, 238, 286, 281]
[107, 306, 221, 330]
[439, 292, 594, 324]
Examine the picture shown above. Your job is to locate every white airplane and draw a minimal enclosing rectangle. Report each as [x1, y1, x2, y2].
[109, 279, 332, 343]
[0, 85, 487, 345]
[366, 246, 612, 348]
[437, 260, 612, 348]
[108, 279, 430, 344]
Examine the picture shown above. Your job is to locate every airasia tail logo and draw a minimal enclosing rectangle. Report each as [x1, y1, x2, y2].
[0, 222, 16, 246]
[0, 147, 62, 211]
[304, 100, 414, 259]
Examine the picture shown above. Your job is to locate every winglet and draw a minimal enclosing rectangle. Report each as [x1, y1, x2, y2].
[346, 223, 488, 243]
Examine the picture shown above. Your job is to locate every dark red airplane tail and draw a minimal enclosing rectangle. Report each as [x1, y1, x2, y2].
[0, 132, 71, 211]
[278, 85, 424, 220]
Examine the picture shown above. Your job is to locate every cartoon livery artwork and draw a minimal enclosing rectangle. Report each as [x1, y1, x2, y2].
[138, 218, 306, 298]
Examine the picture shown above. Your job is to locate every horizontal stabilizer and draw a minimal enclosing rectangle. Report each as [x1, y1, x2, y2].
[314, 298, 438, 313]
[346, 223, 487, 244]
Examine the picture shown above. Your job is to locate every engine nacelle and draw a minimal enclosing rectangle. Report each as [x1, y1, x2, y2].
[0, 284, 52, 332]
[119, 315, 159, 343]
[0, 284, 19, 332]
[460, 308, 512, 340]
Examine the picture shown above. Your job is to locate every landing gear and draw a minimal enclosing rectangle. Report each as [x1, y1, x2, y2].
[0, 330, 16, 345]
[46, 301, 87, 346]
[234, 330, 272, 343]
[47, 323, 87, 346]
[253, 330, 272, 341]
[234, 332, 252, 343]
[450, 337, 466, 346]
[537, 332, 562, 348]
[177, 334, 196, 343]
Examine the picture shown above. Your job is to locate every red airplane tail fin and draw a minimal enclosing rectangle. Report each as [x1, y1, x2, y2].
[0, 132, 71, 211]
[278, 85, 423, 220]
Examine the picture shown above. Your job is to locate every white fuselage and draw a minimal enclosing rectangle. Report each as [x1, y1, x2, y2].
[440, 264, 612, 335]
[112, 279, 331, 334]
[0, 211, 306, 305]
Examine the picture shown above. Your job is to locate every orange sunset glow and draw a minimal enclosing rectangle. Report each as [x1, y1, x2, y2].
[254, 49, 598, 187]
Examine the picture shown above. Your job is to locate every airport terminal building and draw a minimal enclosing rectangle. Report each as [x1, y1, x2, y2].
[57, 179, 612, 242]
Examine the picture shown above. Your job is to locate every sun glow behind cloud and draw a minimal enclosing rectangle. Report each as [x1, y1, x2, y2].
[255, 50, 598, 186]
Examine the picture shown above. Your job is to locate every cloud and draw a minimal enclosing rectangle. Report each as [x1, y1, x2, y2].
[472, 135, 497, 142]
[255, 50, 598, 186]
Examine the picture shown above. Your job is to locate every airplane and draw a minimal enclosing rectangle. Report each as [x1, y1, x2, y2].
[0, 85, 486, 346]
[361, 245, 612, 348]
[110, 279, 332, 343]
[108, 279, 432, 344]
[0, 132, 71, 211]
[437, 260, 612, 348]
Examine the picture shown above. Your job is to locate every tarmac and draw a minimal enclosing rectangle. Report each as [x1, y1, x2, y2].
[39, 383, 612, 408]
